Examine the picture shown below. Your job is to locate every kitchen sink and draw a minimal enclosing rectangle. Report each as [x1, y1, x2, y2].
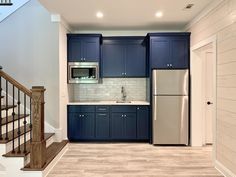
[116, 101, 132, 103]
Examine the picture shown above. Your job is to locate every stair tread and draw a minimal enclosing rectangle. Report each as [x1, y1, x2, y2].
[22, 140, 68, 171]
[1, 114, 30, 126]
[0, 124, 31, 143]
[3, 133, 55, 157]
[1, 105, 17, 111]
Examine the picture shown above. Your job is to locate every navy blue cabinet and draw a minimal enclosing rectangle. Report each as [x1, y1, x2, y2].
[137, 106, 149, 140]
[68, 112, 95, 140]
[111, 113, 124, 139]
[102, 38, 146, 77]
[126, 43, 146, 77]
[111, 106, 137, 140]
[102, 42, 125, 77]
[67, 34, 101, 62]
[96, 106, 110, 139]
[68, 105, 150, 141]
[148, 33, 190, 69]
[124, 113, 137, 139]
[68, 106, 95, 140]
[68, 113, 81, 140]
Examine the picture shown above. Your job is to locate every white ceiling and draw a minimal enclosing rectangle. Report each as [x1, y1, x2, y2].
[39, 0, 216, 31]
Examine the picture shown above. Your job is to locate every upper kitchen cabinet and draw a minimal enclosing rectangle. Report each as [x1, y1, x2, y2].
[102, 37, 147, 77]
[148, 33, 190, 69]
[67, 34, 102, 62]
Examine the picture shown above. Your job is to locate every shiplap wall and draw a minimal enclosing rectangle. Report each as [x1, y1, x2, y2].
[187, 0, 236, 175]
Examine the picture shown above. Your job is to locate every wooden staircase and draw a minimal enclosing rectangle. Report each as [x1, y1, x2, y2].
[0, 68, 68, 177]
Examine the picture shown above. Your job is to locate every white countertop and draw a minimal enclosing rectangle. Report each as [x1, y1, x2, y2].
[68, 101, 150, 105]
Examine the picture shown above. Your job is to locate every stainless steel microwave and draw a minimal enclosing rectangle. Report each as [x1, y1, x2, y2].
[68, 62, 99, 84]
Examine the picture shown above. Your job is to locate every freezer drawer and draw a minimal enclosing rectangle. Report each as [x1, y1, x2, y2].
[152, 70, 188, 95]
[152, 96, 188, 145]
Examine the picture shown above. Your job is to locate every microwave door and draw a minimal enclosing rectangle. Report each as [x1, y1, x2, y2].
[72, 68, 89, 79]
[68, 62, 99, 84]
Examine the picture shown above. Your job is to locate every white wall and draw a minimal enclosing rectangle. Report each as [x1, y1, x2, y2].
[59, 20, 71, 140]
[187, 0, 236, 176]
[0, 0, 60, 128]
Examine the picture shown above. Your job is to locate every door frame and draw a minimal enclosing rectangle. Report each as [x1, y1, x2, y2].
[190, 35, 217, 162]
[202, 51, 214, 145]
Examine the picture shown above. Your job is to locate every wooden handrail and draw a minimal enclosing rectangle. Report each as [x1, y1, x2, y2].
[0, 66, 47, 169]
[0, 70, 32, 97]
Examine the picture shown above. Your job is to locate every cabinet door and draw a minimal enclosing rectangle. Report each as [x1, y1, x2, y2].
[137, 106, 149, 140]
[126, 43, 146, 77]
[80, 113, 95, 139]
[68, 38, 83, 62]
[68, 113, 83, 140]
[111, 113, 124, 139]
[150, 37, 171, 68]
[83, 38, 100, 62]
[124, 113, 137, 139]
[96, 113, 110, 139]
[102, 43, 125, 77]
[171, 37, 189, 68]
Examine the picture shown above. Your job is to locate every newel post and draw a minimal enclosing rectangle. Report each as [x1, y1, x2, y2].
[30, 86, 46, 169]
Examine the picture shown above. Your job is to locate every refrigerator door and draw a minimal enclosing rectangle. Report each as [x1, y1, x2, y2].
[152, 95, 188, 145]
[152, 70, 188, 96]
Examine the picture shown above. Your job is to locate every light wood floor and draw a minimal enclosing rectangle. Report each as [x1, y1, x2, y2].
[47, 143, 223, 177]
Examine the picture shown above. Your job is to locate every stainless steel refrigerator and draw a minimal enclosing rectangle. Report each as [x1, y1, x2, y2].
[152, 69, 189, 145]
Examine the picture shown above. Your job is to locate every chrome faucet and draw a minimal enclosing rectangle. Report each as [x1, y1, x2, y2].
[121, 86, 127, 102]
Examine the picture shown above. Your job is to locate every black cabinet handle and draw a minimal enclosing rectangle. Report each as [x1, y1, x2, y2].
[207, 101, 213, 105]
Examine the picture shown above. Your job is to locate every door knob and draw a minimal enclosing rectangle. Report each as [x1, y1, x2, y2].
[207, 101, 213, 105]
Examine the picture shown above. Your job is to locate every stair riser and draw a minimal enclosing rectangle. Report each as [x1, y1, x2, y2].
[1, 117, 30, 134]
[0, 132, 55, 154]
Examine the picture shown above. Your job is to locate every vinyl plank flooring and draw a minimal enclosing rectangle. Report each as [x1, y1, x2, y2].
[47, 143, 222, 177]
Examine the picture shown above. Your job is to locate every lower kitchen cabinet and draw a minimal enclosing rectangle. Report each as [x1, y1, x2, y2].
[68, 112, 95, 140]
[96, 112, 110, 139]
[68, 105, 150, 141]
[137, 106, 149, 140]
[111, 113, 124, 139]
[124, 113, 137, 139]
[111, 113, 137, 140]
[68, 113, 81, 140]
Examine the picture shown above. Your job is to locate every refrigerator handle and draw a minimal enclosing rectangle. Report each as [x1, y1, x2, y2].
[152, 96, 157, 121]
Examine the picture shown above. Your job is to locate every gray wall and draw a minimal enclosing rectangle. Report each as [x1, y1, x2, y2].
[0, 0, 60, 128]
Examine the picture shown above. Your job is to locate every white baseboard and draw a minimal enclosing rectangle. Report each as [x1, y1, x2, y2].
[215, 160, 236, 177]
[54, 128, 63, 142]
[44, 122, 63, 142]
[44, 122, 55, 133]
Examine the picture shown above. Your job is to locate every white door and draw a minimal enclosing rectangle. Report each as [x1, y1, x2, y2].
[205, 52, 213, 144]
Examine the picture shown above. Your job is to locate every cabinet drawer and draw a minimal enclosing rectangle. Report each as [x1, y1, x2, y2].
[111, 106, 136, 113]
[96, 106, 109, 112]
[68, 105, 95, 113]
[137, 106, 149, 111]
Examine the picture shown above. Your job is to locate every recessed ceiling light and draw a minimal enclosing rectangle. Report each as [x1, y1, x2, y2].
[96, 12, 104, 18]
[155, 11, 163, 18]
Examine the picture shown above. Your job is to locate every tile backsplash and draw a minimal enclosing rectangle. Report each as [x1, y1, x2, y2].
[72, 78, 147, 101]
